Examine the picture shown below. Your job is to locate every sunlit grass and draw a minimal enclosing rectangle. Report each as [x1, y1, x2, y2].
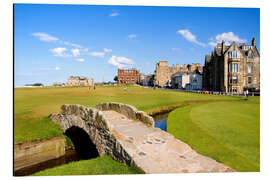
[14, 85, 240, 143]
[167, 97, 260, 172]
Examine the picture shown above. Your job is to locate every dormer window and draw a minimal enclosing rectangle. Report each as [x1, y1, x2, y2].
[229, 51, 240, 58]
[243, 45, 252, 51]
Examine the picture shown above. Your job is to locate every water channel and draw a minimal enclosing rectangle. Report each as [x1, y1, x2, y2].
[15, 111, 170, 176]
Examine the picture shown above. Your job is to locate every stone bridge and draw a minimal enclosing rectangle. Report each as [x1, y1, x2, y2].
[49, 102, 235, 174]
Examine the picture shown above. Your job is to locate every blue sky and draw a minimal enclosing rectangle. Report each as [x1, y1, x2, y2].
[14, 4, 260, 86]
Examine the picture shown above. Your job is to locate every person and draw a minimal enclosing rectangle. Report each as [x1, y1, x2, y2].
[246, 89, 249, 99]
[94, 85, 96, 90]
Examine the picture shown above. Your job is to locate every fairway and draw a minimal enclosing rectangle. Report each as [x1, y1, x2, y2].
[167, 97, 260, 171]
[14, 85, 240, 143]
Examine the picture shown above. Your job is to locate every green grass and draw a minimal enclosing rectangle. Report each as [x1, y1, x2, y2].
[167, 96, 260, 172]
[14, 85, 240, 143]
[32, 155, 144, 176]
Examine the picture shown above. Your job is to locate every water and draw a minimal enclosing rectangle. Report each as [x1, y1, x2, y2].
[14, 150, 80, 176]
[153, 112, 169, 131]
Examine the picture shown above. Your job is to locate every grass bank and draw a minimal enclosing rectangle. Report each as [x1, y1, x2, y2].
[14, 85, 240, 143]
[167, 97, 260, 172]
[32, 155, 144, 176]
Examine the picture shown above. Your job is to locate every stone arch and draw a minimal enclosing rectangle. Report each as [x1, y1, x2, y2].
[64, 126, 99, 159]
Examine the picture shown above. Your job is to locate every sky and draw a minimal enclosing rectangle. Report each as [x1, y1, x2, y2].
[14, 4, 260, 86]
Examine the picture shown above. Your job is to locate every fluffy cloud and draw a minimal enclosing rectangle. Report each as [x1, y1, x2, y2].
[40, 67, 60, 71]
[109, 12, 119, 17]
[71, 49, 80, 57]
[76, 58, 85, 62]
[208, 32, 247, 47]
[104, 48, 112, 53]
[50, 47, 71, 57]
[32, 32, 58, 42]
[177, 29, 206, 47]
[171, 48, 180, 52]
[89, 52, 105, 58]
[108, 55, 134, 68]
[128, 34, 137, 39]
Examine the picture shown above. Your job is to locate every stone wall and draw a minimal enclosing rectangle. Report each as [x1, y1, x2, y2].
[96, 102, 154, 127]
[49, 104, 140, 169]
[14, 137, 65, 171]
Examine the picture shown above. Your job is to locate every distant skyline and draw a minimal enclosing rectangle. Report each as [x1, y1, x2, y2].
[14, 4, 260, 86]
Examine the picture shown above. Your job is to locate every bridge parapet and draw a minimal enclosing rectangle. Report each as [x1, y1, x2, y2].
[96, 102, 154, 127]
[49, 103, 235, 174]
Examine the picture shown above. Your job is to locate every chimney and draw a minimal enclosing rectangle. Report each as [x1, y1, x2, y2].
[221, 40, 226, 53]
[252, 37, 256, 47]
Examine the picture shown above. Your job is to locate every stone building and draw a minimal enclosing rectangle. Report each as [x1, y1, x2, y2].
[66, 76, 94, 86]
[171, 70, 202, 90]
[139, 73, 155, 86]
[53, 82, 65, 87]
[154, 60, 202, 87]
[118, 68, 139, 85]
[203, 38, 260, 93]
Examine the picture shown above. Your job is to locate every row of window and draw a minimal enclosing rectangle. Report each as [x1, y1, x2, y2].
[228, 51, 240, 58]
[229, 76, 252, 84]
[228, 51, 253, 59]
[229, 63, 239, 72]
[229, 63, 253, 73]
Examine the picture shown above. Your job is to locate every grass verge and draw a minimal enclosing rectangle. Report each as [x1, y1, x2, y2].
[167, 97, 260, 172]
[32, 155, 144, 176]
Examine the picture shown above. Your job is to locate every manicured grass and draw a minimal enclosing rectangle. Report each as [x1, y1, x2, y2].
[167, 96, 260, 172]
[32, 155, 144, 176]
[14, 85, 240, 143]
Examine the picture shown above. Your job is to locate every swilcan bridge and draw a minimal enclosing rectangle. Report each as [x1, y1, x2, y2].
[49, 102, 235, 174]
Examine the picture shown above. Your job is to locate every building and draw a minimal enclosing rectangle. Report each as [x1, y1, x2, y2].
[186, 71, 203, 90]
[53, 82, 65, 87]
[118, 68, 139, 84]
[66, 76, 94, 86]
[171, 70, 202, 90]
[154, 60, 202, 87]
[203, 38, 260, 93]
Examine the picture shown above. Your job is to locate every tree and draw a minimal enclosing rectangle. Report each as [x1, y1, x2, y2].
[114, 76, 118, 82]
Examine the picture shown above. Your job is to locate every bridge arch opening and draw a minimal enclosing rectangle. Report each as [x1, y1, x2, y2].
[64, 126, 99, 159]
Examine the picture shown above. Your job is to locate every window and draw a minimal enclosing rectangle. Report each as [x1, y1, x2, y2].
[248, 53, 253, 59]
[248, 65, 252, 73]
[230, 63, 239, 72]
[248, 77, 252, 84]
[243, 46, 252, 51]
[229, 51, 240, 58]
[232, 76, 238, 84]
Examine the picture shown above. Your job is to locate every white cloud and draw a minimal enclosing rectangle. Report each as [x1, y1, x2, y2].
[177, 29, 206, 47]
[71, 49, 80, 57]
[89, 52, 105, 58]
[128, 34, 137, 39]
[108, 55, 134, 68]
[171, 48, 180, 52]
[39, 67, 60, 71]
[76, 58, 85, 62]
[50, 47, 71, 57]
[208, 32, 247, 47]
[33, 32, 84, 49]
[109, 12, 119, 17]
[104, 48, 112, 53]
[32, 32, 58, 42]
[208, 41, 218, 47]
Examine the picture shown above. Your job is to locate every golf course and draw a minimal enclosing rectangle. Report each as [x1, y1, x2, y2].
[14, 85, 260, 174]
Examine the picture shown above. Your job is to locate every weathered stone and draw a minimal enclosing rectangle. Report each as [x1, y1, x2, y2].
[49, 103, 235, 174]
[96, 102, 154, 127]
